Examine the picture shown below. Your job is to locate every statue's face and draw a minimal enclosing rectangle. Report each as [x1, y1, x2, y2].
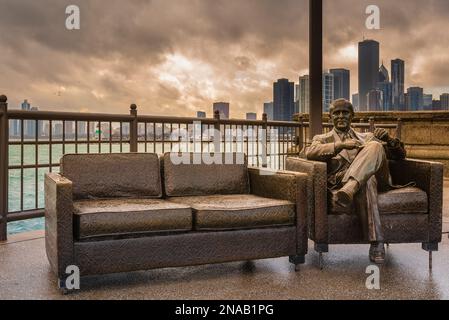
[331, 105, 353, 132]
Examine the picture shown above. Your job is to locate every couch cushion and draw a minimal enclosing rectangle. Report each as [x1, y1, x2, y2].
[61, 153, 162, 200]
[163, 153, 249, 197]
[168, 194, 295, 231]
[329, 187, 428, 215]
[73, 198, 192, 239]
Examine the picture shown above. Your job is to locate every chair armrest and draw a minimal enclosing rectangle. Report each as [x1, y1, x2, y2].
[285, 157, 328, 244]
[44, 173, 75, 278]
[248, 167, 308, 255]
[389, 159, 443, 243]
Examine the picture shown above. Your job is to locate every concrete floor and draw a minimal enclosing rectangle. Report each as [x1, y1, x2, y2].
[1, 181, 449, 300]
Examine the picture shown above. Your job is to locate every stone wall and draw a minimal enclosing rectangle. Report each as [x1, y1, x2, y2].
[295, 111, 449, 177]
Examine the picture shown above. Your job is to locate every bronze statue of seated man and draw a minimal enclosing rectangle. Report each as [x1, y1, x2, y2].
[306, 99, 407, 264]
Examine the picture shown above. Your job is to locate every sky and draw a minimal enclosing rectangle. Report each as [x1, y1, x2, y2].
[1, 0, 449, 118]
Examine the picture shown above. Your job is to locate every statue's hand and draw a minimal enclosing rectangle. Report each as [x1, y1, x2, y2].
[374, 128, 390, 142]
[336, 139, 363, 153]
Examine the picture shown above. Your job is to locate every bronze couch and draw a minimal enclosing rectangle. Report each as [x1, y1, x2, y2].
[45, 152, 308, 292]
[285, 157, 443, 269]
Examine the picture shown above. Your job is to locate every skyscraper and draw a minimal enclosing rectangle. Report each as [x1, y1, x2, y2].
[298, 75, 310, 114]
[440, 93, 449, 110]
[263, 102, 274, 120]
[197, 111, 206, 118]
[358, 40, 380, 111]
[21, 99, 31, 111]
[273, 79, 295, 121]
[423, 94, 433, 110]
[391, 59, 405, 110]
[323, 72, 334, 113]
[330, 68, 350, 100]
[213, 102, 230, 119]
[432, 100, 442, 111]
[407, 87, 424, 111]
[352, 93, 359, 111]
[246, 113, 257, 120]
[367, 89, 383, 111]
[377, 63, 392, 111]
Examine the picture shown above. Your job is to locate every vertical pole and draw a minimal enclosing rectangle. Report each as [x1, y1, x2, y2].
[309, 0, 323, 140]
[396, 118, 403, 140]
[297, 115, 304, 153]
[369, 117, 375, 133]
[0, 95, 8, 241]
[129, 104, 138, 152]
[262, 113, 268, 168]
[213, 110, 221, 153]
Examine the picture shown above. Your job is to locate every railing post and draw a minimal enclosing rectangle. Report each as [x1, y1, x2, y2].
[396, 118, 403, 140]
[129, 104, 138, 152]
[297, 115, 304, 153]
[262, 113, 268, 168]
[0, 95, 8, 241]
[213, 110, 221, 153]
[369, 117, 375, 133]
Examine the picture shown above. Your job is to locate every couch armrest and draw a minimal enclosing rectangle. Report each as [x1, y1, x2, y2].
[285, 157, 328, 244]
[44, 173, 75, 278]
[248, 167, 308, 255]
[389, 159, 443, 243]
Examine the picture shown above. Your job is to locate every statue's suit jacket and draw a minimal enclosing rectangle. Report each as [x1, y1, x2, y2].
[306, 128, 406, 190]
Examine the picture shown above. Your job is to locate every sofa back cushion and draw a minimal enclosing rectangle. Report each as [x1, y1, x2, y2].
[163, 153, 249, 197]
[61, 153, 162, 200]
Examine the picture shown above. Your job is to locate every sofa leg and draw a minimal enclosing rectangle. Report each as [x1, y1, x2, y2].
[314, 243, 328, 270]
[422, 242, 438, 271]
[289, 255, 305, 272]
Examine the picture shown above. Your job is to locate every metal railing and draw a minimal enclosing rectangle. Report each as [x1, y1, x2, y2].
[0, 95, 401, 241]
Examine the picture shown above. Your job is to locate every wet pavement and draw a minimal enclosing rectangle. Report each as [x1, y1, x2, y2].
[1, 181, 449, 300]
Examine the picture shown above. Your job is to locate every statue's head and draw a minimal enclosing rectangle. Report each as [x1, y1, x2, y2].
[329, 99, 354, 132]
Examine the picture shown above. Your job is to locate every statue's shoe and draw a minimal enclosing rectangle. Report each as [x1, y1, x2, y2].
[335, 179, 359, 208]
[369, 242, 386, 264]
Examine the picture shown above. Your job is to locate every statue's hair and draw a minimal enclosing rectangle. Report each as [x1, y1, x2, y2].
[329, 99, 354, 115]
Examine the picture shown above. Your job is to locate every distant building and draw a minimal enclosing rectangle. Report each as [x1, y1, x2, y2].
[352, 93, 359, 111]
[407, 87, 424, 111]
[358, 40, 380, 111]
[197, 111, 206, 118]
[298, 75, 310, 114]
[432, 100, 442, 111]
[330, 68, 350, 100]
[391, 59, 405, 110]
[21, 99, 31, 111]
[246, 113, 257, 120]
[440, 94, 449, 110]
[377, 63, 392, 111]
[367, 89, 383, 111]
[213, 102, 230, 119]
[264, 102, 274, 120]
[423, 94, 433, 110]
[273, 79, 295, 121]
[323, 72, 334, 113]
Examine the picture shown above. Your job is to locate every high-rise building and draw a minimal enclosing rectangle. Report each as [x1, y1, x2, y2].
[264, 102, 274, 120]
[352, 93, 359, 111]
[323, 72, 334, 113]
[432, 100, 442, 111]
[377, 63, 392, 111]
[423, 94, 433, 110]
[273, 79, 295, 121]
[21, 99, 31, 111]
[246, 113, 257, 120]
[330, 68, 350, 100]
[358, 40, 380, 111]
[298, 75, 310, 114]
[407, 87, 424, 111]
[367, 89, 383, 111]
[441, 93, 449, 110]
[391, 59, 405, 110]
[213, 102, 230, 119]
[197, 111, 206, 118]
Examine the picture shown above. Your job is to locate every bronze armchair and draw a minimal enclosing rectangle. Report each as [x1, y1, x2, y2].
[286, 157, 443, 269]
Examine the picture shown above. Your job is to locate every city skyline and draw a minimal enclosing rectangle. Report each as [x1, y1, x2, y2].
[2, 1, 449, 118]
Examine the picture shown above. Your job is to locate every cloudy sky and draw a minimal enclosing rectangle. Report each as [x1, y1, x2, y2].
[1, 0, 449, 118]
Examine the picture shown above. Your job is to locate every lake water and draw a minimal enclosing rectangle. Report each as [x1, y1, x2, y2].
[7, 141, 285, 235]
